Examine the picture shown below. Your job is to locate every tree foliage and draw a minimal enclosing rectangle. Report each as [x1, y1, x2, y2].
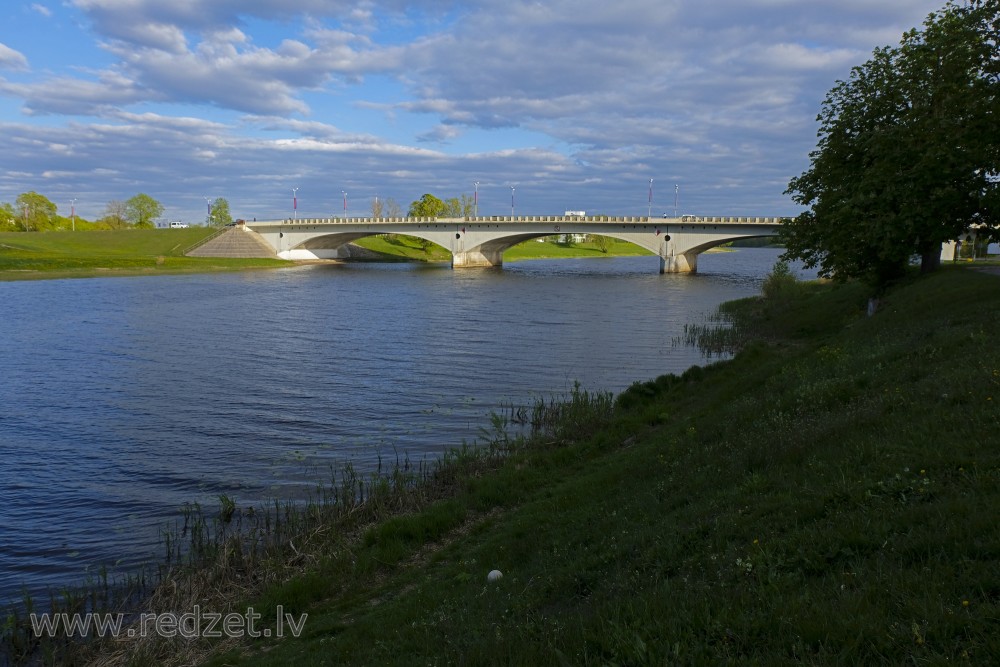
[208, 197, 233, 226]
[589, 234, 613, 253]
[15, 192, 58, 231]
[0, 202, 17, 231]
[783, 1, 1000, 286]
[408, 193, 447, 217]
[442, 195, 476, 217]
[408, 193, 475, 218]
[125, 193, 164, 229]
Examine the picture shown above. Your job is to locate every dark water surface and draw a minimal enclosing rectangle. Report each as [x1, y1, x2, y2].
[0, 249, 806, 605]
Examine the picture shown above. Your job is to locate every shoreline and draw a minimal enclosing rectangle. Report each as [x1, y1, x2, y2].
[0, 242, 739, 282]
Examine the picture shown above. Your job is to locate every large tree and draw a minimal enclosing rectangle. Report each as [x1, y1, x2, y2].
[408, 193, 447, 217]
[442, 194, 476, 218]
[125, 193, 164, 229]
[15, 192, 57, 231]
[208, 197, 233, 226]
[783, 1, 999, 286]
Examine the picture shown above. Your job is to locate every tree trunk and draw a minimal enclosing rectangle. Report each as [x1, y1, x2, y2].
[920, 248, 941, 274]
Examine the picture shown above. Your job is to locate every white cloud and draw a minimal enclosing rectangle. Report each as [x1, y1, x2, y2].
[1, 70, 147, 115]
[0, 43, 29, 71]
[31, 3, 53, 18]
[0, 0, 953, 221]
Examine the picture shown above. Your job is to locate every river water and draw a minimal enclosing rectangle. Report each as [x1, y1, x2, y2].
[0, 249, 805, 606]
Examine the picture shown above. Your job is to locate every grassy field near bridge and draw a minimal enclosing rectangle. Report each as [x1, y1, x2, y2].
[352, 233, 654, 262]
[0, 229, 284, 279]
[14, 263, 995, 666]
[0, 229, 654, 280]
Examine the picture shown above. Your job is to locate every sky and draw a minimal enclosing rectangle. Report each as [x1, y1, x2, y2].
[0, 0, 948, 223]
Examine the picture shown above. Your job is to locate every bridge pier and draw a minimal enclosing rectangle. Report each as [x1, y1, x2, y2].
[660, 252, 697, 274]
[452, 248, 504, 268]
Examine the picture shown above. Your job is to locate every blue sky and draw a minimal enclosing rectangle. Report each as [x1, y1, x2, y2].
[0, 0, 946, 223]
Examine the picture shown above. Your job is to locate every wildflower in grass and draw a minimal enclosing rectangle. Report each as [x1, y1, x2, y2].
[962, 600, 970, 607]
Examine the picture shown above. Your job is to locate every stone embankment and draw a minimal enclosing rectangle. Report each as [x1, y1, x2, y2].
[186, 226, 277, 258]
[185, 226, 387, 260]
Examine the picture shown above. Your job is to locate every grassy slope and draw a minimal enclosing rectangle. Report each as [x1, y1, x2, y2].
[352, 234, 652, 262]
[0, 229, 285, 277]
[190, 267, 999, 666]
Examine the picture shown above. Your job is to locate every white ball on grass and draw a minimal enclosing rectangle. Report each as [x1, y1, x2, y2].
[487, 569, 503, 582]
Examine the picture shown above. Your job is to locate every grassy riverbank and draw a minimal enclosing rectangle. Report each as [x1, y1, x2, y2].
[14, 264, 989, 666]
[0, 230, 285, 279]
[1, 230, 653, 280]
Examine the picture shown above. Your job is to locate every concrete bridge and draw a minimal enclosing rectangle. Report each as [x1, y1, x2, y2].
[243, 215, 786, 273]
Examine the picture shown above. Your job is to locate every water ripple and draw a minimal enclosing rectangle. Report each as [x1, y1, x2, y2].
[0, 250, 808, 605]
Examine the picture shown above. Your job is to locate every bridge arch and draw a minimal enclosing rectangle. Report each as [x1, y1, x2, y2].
[289, 230, 452, 260]
[663, 232, 780, 273]
[241, 216, 784, 273]
[465, 231, 661, 262]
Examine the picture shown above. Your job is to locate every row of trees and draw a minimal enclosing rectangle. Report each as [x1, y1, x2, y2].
[783, 0, 999, 287]
[0, 192, 234, 231]
[364, 193, 480, 219]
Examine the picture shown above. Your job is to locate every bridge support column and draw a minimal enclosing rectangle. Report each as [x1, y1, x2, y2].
[452, 249, 504, 268]
[660, 252, 697, 274]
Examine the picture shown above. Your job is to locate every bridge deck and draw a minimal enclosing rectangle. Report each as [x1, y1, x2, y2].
[251, 215, 786, 226]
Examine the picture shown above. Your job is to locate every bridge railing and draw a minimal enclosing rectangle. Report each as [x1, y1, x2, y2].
[255, 215, 789, 226]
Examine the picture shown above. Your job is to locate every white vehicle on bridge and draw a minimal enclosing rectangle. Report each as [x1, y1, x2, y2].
[169, 221, 189, 229]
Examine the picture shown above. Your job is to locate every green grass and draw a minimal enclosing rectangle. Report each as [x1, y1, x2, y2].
[36, 265, 991, 666]
[0, 231, 653, 280]
[352, 234, 653, 263]
[350, 234, 452, 261]
[0, 230, 286, 278]
[504, 237, 653, 261]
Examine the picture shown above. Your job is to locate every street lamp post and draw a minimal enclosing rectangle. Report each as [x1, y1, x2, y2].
[673, 184, 679, 218]
[205, 196, 212, 225]
[648, 179, 653, 218]
[342, 191, 347, 218]
[510, 186, 515, 217]
[474, 181, 479, 217]
[292, 188, 298, 220]
[70, 198, 77, 231]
